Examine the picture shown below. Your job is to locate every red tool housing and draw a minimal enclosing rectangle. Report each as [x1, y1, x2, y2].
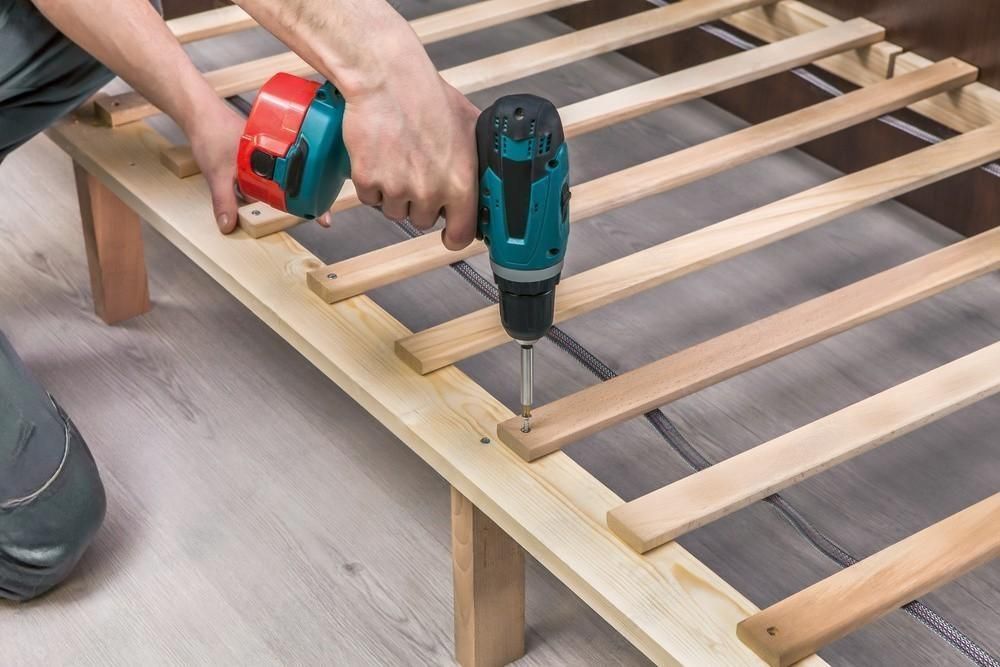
[236, 73, 321, 211]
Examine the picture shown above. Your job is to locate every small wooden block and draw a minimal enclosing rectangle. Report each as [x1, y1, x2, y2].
[159, 145, 200, 178]
[452, 487, 525, 667]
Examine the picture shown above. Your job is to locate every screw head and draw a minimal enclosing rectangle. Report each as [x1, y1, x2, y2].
[327, 273, 338, 280]
[480, 437, 491, 445]
[251, 209, 261, 216]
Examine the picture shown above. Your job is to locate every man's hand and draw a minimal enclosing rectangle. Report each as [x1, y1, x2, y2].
[186, 103, 244, 233]
[233, 0, 481, 250]
[344, 74, 479, 250]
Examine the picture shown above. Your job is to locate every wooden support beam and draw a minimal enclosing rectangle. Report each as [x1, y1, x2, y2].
[397, 122, 1000, 374]
[311, 58, 974, 303]
[608, 341, 1000, 553]
[452, 488, 526, 667]
[737, 492, 1000, 666]
[73, 163, 151, 324]
[497, 226, 1000, 460]
[167, 5, 257, 43]
[102, 0, 744, 126]
[239, 0, 776, 235]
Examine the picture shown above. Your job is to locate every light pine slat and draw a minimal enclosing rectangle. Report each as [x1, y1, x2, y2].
[608, 341, 1000, 554]
[497, 226, 1000, 460]
[722, 0, 901, 86]
[48, 113, 810, 667]
[99, 0, 766, 126]
[167, 5, 257, 43]
[310, 58, 975, 303]
[737, 493, 1000, 667]
[397, 122, 1000, 374]
[160, 18, 878, 187]
[239, 0, 778, 235]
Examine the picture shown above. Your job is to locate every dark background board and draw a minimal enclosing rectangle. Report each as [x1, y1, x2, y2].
[554, 0, 1000, 239]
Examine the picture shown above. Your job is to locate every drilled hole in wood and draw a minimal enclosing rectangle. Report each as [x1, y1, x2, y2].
[766, 626, 778, 636]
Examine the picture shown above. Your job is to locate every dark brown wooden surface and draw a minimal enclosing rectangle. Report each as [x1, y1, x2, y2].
[554, 0, 1000, 237]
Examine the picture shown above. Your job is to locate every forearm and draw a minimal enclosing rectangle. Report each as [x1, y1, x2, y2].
[232, 0, 435, 100]
[29, 0, 226, 137]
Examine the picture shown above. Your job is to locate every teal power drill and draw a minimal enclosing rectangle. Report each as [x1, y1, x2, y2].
[476, 95, 571, 433]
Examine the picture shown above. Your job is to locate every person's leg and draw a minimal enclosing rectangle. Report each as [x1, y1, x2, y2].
[0, 332, 106, 601]
[0, 0, 162, 163]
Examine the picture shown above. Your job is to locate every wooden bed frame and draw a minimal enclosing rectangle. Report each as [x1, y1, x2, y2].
[47, 1, 1000, 664]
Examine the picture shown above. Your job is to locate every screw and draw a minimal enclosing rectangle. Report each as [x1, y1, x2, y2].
[766, 627, 778, 636]
[251, 209, 261, 216]
[479, 437, 491, 445]
[327, 273, 338, 280]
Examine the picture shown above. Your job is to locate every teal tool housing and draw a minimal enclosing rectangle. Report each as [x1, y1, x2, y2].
[276, 82, 351, 220]
[476, 94, 571, 344]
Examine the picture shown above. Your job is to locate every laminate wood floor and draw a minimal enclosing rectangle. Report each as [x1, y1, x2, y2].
[1, 1, 998, 665]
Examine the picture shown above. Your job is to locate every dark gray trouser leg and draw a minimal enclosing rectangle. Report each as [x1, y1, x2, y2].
[0, 0, 162, 163]
[0, 332, 106, 601]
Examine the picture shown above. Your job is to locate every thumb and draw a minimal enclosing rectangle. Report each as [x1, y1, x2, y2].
[209, 172, 240, 234]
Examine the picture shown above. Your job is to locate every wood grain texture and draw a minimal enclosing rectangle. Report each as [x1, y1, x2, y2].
[497, 226, 1000, 460]
[238, 0, 775, 237]
[554, 0, 1000, 239]
[1, 134, 652, 667]
[313, 58, 975, 305]
[166, 5, 257, 43]
[721, 1, 900, 85]
[159, 144, 199, 178]
[452, 488, 526, 667]
[47, 112, 801, 666]
[96, 0, 640, 126]
[608, 341, 1000, 554]
[737, 492, 1000, 667]
[397, 122, 1000, 373]
[72, 162, 151, 324]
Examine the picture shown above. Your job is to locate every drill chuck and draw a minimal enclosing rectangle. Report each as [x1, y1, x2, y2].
[495, 273, 558, 344]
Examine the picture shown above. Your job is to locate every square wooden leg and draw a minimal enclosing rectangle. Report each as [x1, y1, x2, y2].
[451, 487, 525, 667]
[73, 163, 151, 324]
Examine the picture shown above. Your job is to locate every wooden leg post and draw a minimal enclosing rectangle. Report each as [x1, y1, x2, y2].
[73, 163, 151, 324]
[451, 487, 525, 667]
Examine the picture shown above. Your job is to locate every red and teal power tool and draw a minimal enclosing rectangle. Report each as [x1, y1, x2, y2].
[237, 73, 350, 220]
[238, 76, 571, 431]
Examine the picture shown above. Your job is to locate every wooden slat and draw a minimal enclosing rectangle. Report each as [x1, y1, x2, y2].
[159, 144, 200, 178]
[608, 341, 1000, 554]
[165, 17, 878, 185]
[497, 226, 1000, 460]
[311, 58, 975, 303]
[726, 1, 1000, 135]
[737, 493, 1000, 667]
[48, 113, 814, 666]
[239, 0, 777, 235]
[723, 0, 901, 86]
[397, 122, 1000, 373]
[167, 5, 257, 44]
[101, 0, 762, 126]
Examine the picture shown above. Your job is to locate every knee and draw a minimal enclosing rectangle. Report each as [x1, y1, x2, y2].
[0, 414, 106, 602]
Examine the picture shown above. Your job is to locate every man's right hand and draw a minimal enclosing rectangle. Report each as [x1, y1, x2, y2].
[343, 73, 479, 251]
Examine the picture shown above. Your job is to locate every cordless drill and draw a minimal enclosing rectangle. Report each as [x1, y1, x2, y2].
[237, 76, 571, 431]
[476, 95, 570, 433]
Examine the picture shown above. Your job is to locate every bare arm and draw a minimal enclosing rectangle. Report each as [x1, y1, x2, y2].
[234, 0, 480, 249]
[29, 0, 246, 232]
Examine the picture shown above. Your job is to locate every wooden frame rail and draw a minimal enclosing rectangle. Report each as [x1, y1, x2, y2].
[311, 57, 973, 304]
[44, 0, 1000, 663]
